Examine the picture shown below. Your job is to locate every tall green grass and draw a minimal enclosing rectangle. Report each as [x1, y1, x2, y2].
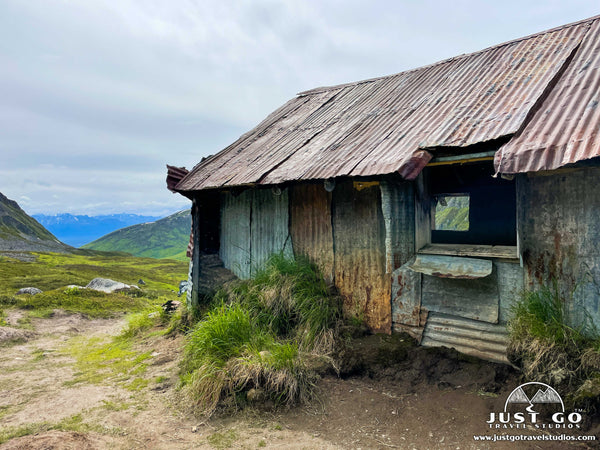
[179, 254, 340, 416]
[509, 281, 594, 346]
[508, 282, 600, 408]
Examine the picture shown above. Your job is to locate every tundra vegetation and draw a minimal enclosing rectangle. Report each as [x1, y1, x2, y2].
[0, 250, 190, 444]
[0, 251, 187, 320]
[507, 281, 600, 412]
[178, 254, 343, 417]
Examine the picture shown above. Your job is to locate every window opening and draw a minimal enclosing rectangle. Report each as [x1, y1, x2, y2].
[427, 161, 516, 246]
[433, 194, 470, 231]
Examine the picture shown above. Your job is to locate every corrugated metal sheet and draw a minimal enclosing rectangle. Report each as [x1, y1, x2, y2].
[332, 181, 391, 333]
[166, 165, 189, 193]
[219, 188, 292, 279]
[391, 263, 422, 327]
[421, 269, 499, 323]
[421, 312, 509, 364]
[496, 18, 600, 174]
[220, 190, 252, 279]
[249, 188, 293, 274]
[175, 17, 596, 193]
[380, 180, 414, 273]
[497, 261, 524, 324]
[289, 183, 335, 283]
[409, 254, 493, 279]
[517, 167, 600, 326]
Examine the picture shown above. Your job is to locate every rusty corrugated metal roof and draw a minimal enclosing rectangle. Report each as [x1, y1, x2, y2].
[166, 165, 189, 192]
[175, 16, 600, 192]
[495, 18, 600, 174]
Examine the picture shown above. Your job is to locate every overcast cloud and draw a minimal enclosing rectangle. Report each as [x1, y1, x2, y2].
[1, 0, 598, 215]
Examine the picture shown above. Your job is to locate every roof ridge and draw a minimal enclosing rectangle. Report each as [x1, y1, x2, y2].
[298, 14, 600, 97]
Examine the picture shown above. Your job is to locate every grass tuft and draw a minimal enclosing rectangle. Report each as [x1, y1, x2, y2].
[180, 254, 341, 417]
[508, 281, 600, 410]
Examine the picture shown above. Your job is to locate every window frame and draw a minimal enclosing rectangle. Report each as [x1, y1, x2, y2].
[415, 160, 518, 260]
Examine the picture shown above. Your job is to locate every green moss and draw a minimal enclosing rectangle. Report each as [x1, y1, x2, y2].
[207, 429, 238, 449]
[125, 377, 150, 391]
[100, 400, 131, 411]
[0, 413, 114, 445]
[0, 251, 187, 297]
[64, 335, 151, 387]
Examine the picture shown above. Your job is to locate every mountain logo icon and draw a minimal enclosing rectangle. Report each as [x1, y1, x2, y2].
[504, 382, 564, 412]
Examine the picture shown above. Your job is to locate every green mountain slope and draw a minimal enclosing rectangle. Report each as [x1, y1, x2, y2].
[0, 192, 70, 252]
[82, 210, 191, 261]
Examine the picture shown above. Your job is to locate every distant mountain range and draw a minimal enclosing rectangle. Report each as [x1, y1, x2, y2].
[0, 192, 70, 253]
[1, 193, 191, 260]
[33, 213, 162, 247]
[82, 210, 190, 261]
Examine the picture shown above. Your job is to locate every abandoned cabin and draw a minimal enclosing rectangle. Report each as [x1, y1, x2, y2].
[167, 15, 600, 363]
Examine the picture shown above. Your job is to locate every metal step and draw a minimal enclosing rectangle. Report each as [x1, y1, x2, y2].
[421, 312, 510, 364]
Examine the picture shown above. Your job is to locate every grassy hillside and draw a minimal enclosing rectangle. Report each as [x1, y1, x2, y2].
[0, 193, 58, 241]
[33, 213, 162, 247]
[0, 193, 69, 252]
[82, 210, 190, 261]
[0, 251, 189, 319]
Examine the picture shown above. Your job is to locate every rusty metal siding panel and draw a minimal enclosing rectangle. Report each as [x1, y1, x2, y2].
[409, 254, 493, 278]
[289, 183, 335, 283]
[497, 261, 524, 324]
[421, 267, 499, 323]
[421, 312, 509, 364]
[249, 188, 292, 275]
[518, 167, 600, 326]
[391, 264, 421, 327]
[496, 19, 600, 174]
[166, 165, 189, 192]
[175, 18, 596, 193]
[382, 180, 419, 328]
[380, 179, 415, 273]
[332, 181, 391, 333]
[220, 191, 252, 279]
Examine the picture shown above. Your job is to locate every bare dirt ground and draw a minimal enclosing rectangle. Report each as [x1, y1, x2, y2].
[0, 311, 597, 449]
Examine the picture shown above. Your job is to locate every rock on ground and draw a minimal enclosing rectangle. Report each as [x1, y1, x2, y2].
[15, 287, 42, 295]
[85, 278, 139, 294]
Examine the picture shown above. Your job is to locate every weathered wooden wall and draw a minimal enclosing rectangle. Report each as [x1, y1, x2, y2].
[290, 183, 334, 283]
[518, 167, 600, 326]
[220, 188, 291, 279]
[333, 180, 391, 333]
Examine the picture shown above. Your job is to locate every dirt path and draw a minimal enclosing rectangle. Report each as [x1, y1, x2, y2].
[0, 311, 596, 449]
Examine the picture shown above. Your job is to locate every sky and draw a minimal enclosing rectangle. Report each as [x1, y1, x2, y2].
[1, 0, 599, 216]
